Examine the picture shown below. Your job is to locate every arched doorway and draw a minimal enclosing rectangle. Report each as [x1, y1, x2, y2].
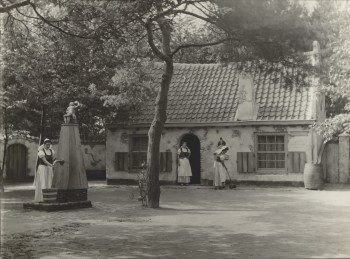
[180, 134, 201, 184]
[6, 144, 28, 181]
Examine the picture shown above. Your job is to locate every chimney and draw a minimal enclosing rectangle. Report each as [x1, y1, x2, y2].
[235, 74, 258, 121]
[311, 40, 321, 66]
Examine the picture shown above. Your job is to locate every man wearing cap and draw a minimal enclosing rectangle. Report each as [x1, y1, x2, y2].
[34, 138, 57, 202]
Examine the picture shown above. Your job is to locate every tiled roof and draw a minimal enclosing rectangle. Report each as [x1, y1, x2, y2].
[130, 62, 314, 124]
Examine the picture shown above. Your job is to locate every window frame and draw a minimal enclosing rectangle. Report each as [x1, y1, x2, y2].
[255, 132, 288, 173]
[129, 134, 148, 170]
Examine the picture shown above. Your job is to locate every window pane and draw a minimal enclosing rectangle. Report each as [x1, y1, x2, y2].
[132, 138, 139, 151]
[258, 161, 266, 168]
[140, 137, 148, 150]
[258, 144, 266, 151]
[132, 137, 148, 151]
[267, 136, 275, 143]
[276, 144, 284, 151]
[258, 136, 266, 143]
[258, 153, 266, 160]
[266, 144, 276, 151]
[132, 152, 147, 168]
[266, 153, 276, 160]
[276, 161, 285, 168]
[276, 136, 284, 143]
[276, 153, 285, 160]
[267, 161, 276, 168]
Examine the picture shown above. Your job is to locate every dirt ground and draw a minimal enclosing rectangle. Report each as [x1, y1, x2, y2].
[1, 182, 350, 259]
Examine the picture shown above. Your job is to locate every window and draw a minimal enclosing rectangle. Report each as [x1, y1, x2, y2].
[130, 136, 148, 169]
[256, 134, 286, 169]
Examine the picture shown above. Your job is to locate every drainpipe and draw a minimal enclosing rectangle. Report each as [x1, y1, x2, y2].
[310, 128, 314, 164]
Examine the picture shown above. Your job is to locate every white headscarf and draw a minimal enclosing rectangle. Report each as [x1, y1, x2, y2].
[214, 145, 229, 155]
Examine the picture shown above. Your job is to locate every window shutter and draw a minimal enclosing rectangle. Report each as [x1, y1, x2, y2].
[129, 136, 133, 171]
[115, 152, 129, 171]
[237, 152, 255, 173]
[166, 151, 172, 172]
[287, 152, 306, 173]
[237, 152, 243, 173]
[160, 151, 172, 172]
[160, 152, 166, 172]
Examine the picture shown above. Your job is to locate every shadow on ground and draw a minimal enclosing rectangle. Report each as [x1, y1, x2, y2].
[1, 183, 350, 258]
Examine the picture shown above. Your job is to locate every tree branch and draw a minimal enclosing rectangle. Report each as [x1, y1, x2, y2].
[7, 11, 30, 39]
[150, 0, 209, 22]
[195, 1, 219, 17]
[171, 37, 239, 57]
[28, 2, 93, 39]
[0, 0, 30, 13]
[144, 20, 170, 62]
[15, 7, 96, 23]
[172, 9, 217, 26]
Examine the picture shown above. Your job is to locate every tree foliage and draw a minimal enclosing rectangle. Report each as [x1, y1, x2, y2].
[2, 2, 155, 139]
[311, 1, 350, 138]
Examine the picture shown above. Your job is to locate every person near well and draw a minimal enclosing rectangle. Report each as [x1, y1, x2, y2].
[34, 138, 61, 202]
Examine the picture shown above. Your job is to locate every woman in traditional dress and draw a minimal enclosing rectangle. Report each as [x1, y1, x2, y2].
[34, 138, 56, 202]
[177, 142, 192, 186]
[213, 146, 229, 190]
[217, 137, 226, 147]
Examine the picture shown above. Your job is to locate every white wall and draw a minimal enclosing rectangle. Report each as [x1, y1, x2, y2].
[0, 137, 105, 179]
[106, 125, 315, 184]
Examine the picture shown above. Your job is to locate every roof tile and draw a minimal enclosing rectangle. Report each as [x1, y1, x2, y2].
[130, 62, 315, 123]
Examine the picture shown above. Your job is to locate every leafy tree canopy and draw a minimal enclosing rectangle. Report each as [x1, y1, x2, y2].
[2, 1, 157, 140]
[312, 1, 350, 139]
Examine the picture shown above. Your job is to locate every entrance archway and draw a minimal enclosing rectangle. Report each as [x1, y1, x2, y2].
[180, 134, 201, 184]
[6, 144, 27, 181]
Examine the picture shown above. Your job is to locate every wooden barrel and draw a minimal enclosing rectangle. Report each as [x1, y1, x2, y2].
[303, 163, 324, 190]
[42, 188, 58, 203]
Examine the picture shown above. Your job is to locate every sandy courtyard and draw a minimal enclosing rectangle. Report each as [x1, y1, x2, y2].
[1, 182, 350, 258]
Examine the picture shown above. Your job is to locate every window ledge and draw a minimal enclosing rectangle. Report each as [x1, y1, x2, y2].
[256, 170, 287, 175]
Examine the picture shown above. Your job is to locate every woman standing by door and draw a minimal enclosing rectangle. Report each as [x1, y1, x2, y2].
[177, 142, 192, 186]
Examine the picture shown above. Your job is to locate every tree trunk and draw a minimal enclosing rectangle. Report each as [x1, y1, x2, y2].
[34, 104, 46, 175]
[0, 106, 8, 194]
[0, 124, 8, 194]
[0, 15, 5, 194]
[145, 16, 173, 208]
[39, 104, 46, 145]
[147, 61, 173, 208]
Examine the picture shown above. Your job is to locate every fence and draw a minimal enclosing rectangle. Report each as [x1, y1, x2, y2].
[322, 133, 350, 184]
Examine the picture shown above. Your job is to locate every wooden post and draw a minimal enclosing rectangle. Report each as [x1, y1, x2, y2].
[338, 133, 350, 183]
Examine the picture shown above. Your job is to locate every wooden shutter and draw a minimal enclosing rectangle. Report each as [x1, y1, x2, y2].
[166, 151, 172, 172]
[115, 152, 129, 171]
[287, 152, 306, 173]
[237, 152, 255, 173]
[160, 151, 172, 172]
[160, 152, 167, 172]
[129, 136, 133, 171]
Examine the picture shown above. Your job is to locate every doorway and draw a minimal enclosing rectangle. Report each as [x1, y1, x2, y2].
[6, 144, 28, 181]
[180, 134, 201, 184]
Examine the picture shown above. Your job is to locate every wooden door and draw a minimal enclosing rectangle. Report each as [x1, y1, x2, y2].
[6, 144, 27, 181]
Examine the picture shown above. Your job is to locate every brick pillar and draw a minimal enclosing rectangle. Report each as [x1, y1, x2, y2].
[338, 133, 350, 183]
